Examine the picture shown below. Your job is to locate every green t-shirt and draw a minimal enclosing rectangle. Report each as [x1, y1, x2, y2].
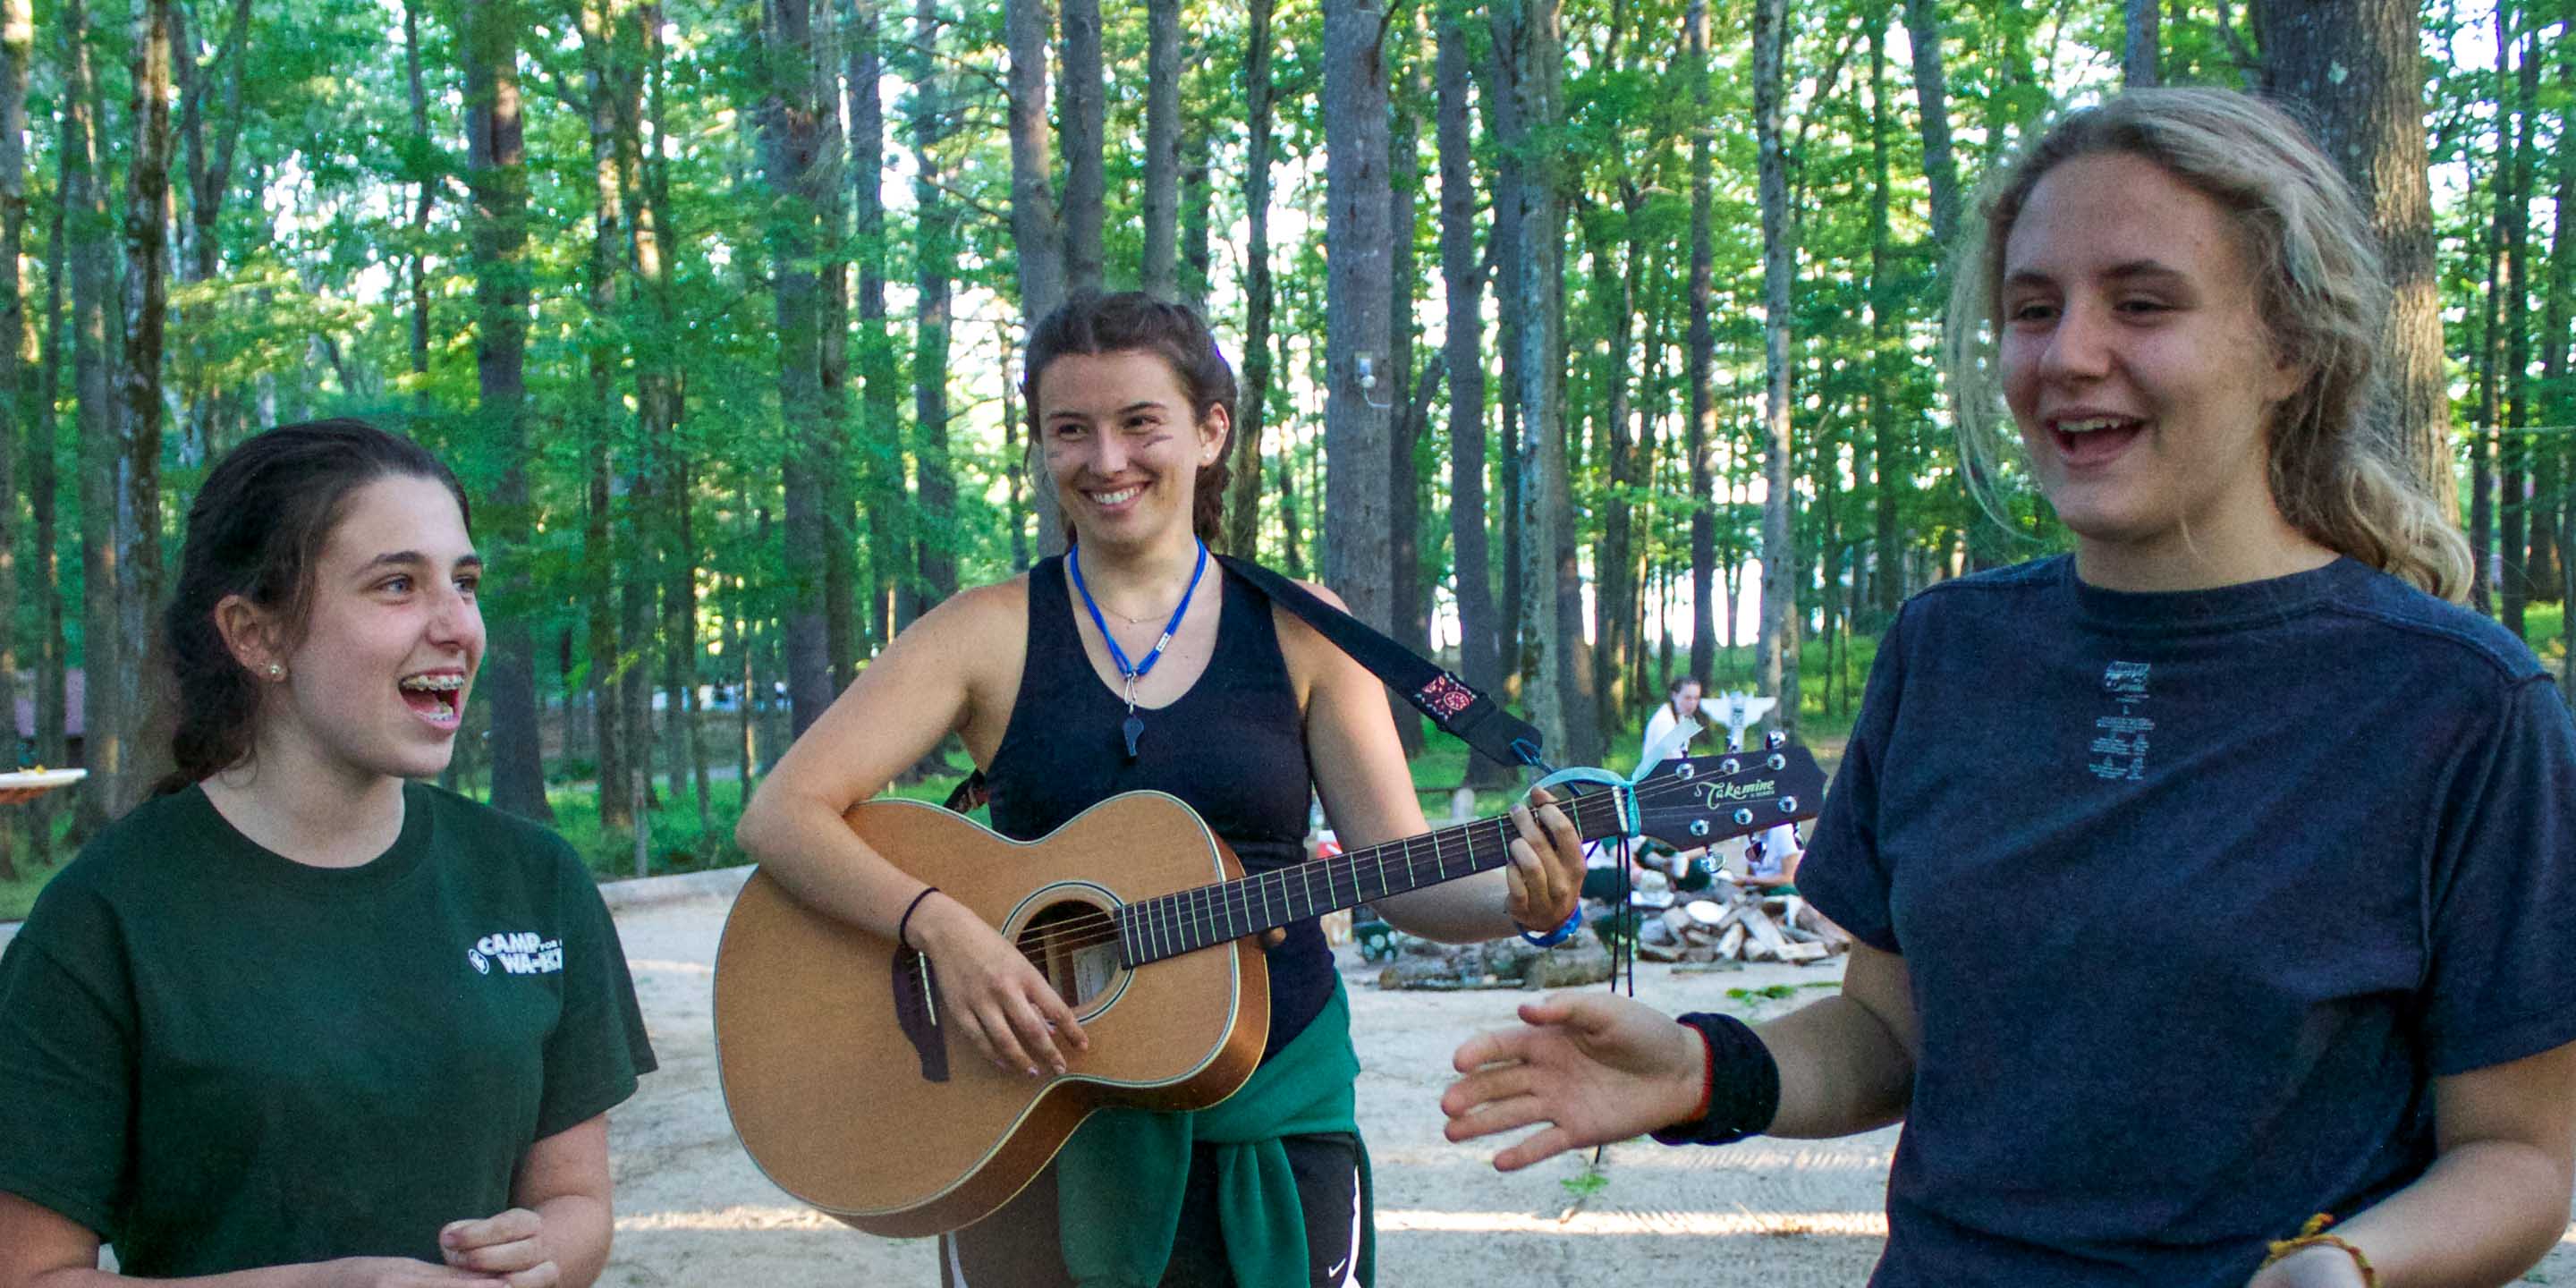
[0, 782, 657, 1275]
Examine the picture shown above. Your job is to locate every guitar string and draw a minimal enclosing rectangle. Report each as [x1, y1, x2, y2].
[1004, 771, 1802, 962]
[996, 767, 1809, 962]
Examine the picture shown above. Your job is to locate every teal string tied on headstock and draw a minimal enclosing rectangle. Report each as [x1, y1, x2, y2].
[1518, 717, 1702, 839]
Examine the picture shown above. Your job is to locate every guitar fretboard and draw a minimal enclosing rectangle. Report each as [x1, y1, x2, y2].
[1113, 787, 1635, 969]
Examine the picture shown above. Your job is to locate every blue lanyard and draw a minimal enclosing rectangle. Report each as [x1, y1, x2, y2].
[1070, 540, 1209, 756]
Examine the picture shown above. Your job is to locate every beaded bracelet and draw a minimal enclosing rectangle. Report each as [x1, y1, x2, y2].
[1519, 903, 1583, 948]
[2258, 1214, 2377, 1287]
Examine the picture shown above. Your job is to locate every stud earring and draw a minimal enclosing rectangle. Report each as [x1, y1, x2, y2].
[267, 663, 284, 680]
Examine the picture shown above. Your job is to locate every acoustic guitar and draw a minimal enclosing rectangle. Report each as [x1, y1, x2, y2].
[712, 742, 1826, 1238]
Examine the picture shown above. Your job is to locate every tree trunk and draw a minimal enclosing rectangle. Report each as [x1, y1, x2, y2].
[404, 0, 435, 430]
[912, 0, 960, 606]
[577, 0, 631, 831]
[1754, 0, 1800, 738]
[2472, 200, 2499, 614]
[1899, 0, 1962, 250]
[1436, 4, 1499, 721]
[462, 0, 554, 822]
[1005, 0, 1067, 557]
[2254, 0, 2453, 519]
[1868, 13, 1902, 620]
[759, 0, 835, 740]
[30, 137, 66, 856]
[1686, 0, 1718, 688]
[1179, 114, 1212, 315]
[1141, 0, 1181, 299]
[1483, 9, 1526, 694]
[2538, 34, 2572, 628]
[0, 0, 22, 863]
[850, 0, 907, 621]
[2125, 0, 2160, 86]
[66, 0, 123, 827]
[1500, 0, 1580, 763]
[814, 0, 857, 691]
[117, 0, 172, 801]
[1388, 31, 1428, 757]
[1224, 0, 1276, 561]
[2497, 20, 2534, 633]
[1322, 0, 1395, 634]
[1059, 0, 1105, 294]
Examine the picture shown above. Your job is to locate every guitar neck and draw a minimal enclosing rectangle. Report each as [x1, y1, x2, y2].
[1114, 787, 1637, 969]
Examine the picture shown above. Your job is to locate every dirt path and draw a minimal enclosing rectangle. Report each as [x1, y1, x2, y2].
[599, 893, 2576, 1287]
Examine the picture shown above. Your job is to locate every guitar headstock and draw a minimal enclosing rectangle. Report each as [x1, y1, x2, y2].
[1630, 741, 1826, 851]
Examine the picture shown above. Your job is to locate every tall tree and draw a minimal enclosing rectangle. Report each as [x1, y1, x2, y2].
[1389, 30, 1431, 755]
[2255, 0, 2453, 516]
[1436, 0, 1500, 724]
[1004, 0, 1067, 555]
[1059, 0, 1105, 294]
[2125, 0, 2160, 86]
[170, 0, 250, 456]
[1900, 0, 1962, 250]
[849, 0, 907, 625]
[1498, 0, 1582, 761]
[0, 0, 23, 853]
[576, 0, 633, 830]
[2497, 15, 2534, 635]
[1753, 0, 1800, 735]
[911, 0, 961, 606]
[759, 0, 835, 737]
[402, 0, 436, 430]
[461, 0, 553, 820]
[1686, 0, 1718, 688]
[1141, 0, 1182, 299]
[1322, 0, 1395, 633]
[1224, 0, 1277, 560]
[65, 0, 123, 826]
[1868, 10, 1903, 618]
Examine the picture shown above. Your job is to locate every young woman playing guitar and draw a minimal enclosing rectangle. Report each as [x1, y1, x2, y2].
[1441, 89, 2576, 1288]
[736, 292, 1588, 1287]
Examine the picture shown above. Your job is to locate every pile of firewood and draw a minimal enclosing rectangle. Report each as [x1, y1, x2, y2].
[1632, 880, 1843, 965]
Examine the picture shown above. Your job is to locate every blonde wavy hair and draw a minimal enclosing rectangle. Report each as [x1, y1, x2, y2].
[1943, 88, 2471, 601]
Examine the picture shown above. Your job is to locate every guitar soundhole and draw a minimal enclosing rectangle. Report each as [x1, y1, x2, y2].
[1017, 898, 1124, 1010]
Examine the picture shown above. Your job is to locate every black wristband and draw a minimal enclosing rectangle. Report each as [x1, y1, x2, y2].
[1649, 1011, 1781, 1147]
[896, 886, 941, 951]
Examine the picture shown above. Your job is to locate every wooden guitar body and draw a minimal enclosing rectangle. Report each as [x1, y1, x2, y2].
[713, 792, 1268, 1239]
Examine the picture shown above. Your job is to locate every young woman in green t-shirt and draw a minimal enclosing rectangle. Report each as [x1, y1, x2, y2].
[0, 421, 655, 1288]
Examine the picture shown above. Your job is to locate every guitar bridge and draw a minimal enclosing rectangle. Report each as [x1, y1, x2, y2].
[891, 946, 950, 1083]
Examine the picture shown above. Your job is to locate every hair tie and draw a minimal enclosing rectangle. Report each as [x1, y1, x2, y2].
[897, 886, 942, 952]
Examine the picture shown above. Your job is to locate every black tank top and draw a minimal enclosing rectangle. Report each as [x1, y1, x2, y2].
[986, 555, 1335, 1057]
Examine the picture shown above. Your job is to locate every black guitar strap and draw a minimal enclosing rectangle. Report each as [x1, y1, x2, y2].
[943, 554, 1545, 814]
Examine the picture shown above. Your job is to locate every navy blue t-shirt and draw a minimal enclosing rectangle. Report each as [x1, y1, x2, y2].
[1798, 555, 2576, 1286]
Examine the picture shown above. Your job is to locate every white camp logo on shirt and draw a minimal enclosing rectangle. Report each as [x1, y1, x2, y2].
[468, 930, 564, 976]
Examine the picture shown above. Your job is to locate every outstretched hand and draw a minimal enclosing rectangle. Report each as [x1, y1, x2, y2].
[1441, 992, 1707, 1172]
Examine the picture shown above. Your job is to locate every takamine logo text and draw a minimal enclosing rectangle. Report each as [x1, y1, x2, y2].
[467, 930, 564, 977]
[1694, 779, 1776, 808]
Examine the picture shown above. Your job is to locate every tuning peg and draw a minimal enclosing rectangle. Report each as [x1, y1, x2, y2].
[1765, 729, 1788, 750]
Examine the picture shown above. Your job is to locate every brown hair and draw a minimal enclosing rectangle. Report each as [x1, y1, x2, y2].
[152, 419, 472, 794]
[1022, 292, 1236, 547]
[1943, 88, 2471, 601]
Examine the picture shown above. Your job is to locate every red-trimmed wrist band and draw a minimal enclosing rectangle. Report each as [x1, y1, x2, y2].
[1649, 1012, 1780, 1147]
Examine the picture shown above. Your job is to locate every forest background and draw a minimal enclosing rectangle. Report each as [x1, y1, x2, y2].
[0, 0, 2569, 914]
